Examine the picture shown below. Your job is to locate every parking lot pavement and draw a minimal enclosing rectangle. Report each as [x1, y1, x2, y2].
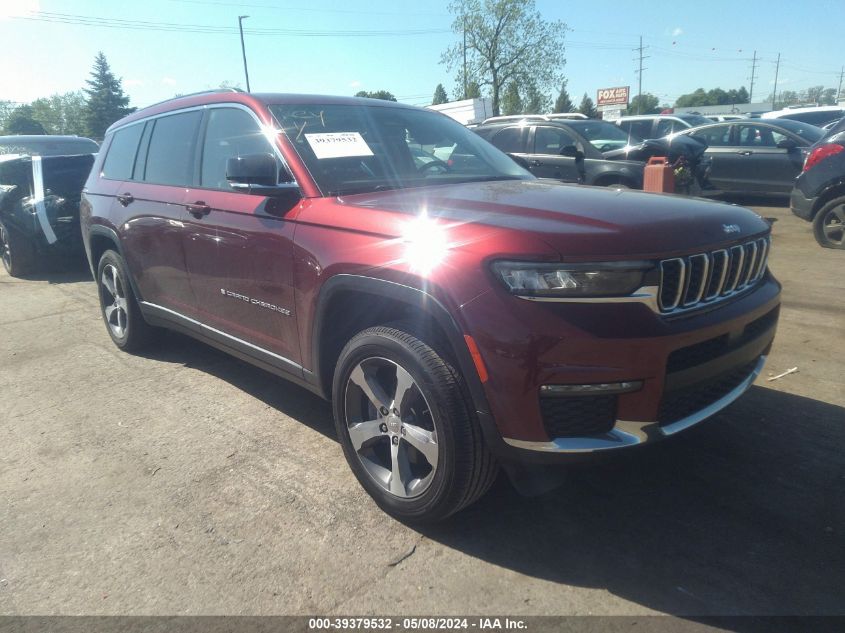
[1, 200, 843, 617]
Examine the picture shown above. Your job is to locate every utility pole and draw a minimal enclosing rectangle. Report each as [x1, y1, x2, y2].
[748, 50, 758, 103]
[238, 15, 251, 93]
[837, 66, 844, 103]
[771, 52, 781, 111]
[462, 15, 467, 100]
[633, 36, 649, 114]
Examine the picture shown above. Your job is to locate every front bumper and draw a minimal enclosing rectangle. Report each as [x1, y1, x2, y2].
[460, 273, 781, 461]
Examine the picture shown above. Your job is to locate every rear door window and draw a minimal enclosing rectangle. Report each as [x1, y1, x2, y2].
[619, 119, 653, 139]
[142, 111, 202, 186]
[489, 126, 526, 153]
[690, 125, 732, 146]
[102, 123, 144, 180]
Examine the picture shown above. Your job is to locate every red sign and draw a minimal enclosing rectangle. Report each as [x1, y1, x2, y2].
[597, 86, 630, 106]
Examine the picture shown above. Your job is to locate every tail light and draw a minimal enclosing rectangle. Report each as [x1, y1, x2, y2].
[803, 143, 845, 172]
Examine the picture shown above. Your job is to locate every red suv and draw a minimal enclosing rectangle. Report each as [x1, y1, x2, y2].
[80, 90, 781, 521]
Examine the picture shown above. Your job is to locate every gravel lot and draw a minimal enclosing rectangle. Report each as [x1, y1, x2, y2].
[1, 199, 843, 617]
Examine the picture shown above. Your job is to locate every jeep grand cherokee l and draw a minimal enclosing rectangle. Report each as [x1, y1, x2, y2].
[80, 90, 781, 521]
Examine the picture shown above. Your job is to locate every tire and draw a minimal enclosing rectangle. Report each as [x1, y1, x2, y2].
[332, 325, 498, 522]
[813, 196, 845, 249]
[0, 220, 36, 277]
[96, 250, 155, 352]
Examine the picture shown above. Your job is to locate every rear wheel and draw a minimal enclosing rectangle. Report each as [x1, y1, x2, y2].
[0, 221, 36, 277]
[332, 325, 498, 522]
[813, 197, 845, 249]
[96, 250, 155, 351]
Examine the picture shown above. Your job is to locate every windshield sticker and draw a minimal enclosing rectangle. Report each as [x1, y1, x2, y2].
[305, 132, 374, 159]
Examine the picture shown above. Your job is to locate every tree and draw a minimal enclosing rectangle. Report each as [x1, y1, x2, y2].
[553, 80, 574, 113]
[441, 0, 566, 116]
[675, 86, 750, 108]
[84, 52, 134, 140]
[30, 92, 88, 136]
[465, 81, 481, 99]
[628, 93, 660, 115]
[523, 82, 550, 114]
[354, 90, 397, 101]
[5, 105, 47, 135]
[578, 93, 597, 118]
[500, 82, 523, 115]
[432, 84, 449, 105]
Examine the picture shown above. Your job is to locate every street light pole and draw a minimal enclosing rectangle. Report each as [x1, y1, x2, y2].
[238, 15, 251, 92]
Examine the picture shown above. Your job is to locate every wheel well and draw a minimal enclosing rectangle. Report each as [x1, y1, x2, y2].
[89, 233, 118, 272]
[316, 289, 452, 397]
[812, 184, 845, 218]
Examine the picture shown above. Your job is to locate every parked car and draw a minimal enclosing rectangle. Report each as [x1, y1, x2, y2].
[790, 125, 845, 248]
[81, 91, 780, 521]
[0, 152, 95, 276]
[673, 119, 825, 195]
[0, 135, 99, 157]
[616, 114, 714, 139]
[474, 119, 646, 188]
[706, 115, 746, 122]
[761, 105, 845, 127]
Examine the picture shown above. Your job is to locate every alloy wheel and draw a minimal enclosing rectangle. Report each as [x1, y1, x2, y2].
[0, 224, 10, 273]
[822, 205, 845, 247]
[344, 357, 439, 499]
[101, 264, 129, 338]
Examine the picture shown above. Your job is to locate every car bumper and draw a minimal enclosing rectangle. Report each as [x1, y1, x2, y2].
[790, 187, 815, 221]
[460, 274, 781, 461]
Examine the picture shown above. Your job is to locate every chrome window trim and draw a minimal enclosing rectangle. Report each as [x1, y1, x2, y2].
[140, 301, 303, 372]
[503, 355, 766, 453]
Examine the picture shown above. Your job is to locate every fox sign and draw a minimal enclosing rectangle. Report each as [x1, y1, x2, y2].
[597, 86, 630, 106]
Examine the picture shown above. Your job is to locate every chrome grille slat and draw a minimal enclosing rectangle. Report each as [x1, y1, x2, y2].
[658, 236, 771, 315]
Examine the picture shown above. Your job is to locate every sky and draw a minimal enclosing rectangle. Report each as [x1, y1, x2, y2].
[2, 0, 844, 110]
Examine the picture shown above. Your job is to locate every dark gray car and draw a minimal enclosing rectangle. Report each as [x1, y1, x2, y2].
[675, 119, 825, 195]
[474, 120, 645, 188]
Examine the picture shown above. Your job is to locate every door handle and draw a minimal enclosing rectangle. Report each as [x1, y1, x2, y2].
[116, 192, 134, 206]
[186, 201, 211, 218]
[530, 160, 543, 166]
[736, 150, 753, 156]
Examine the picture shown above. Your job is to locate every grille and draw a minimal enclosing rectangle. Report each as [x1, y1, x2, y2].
[540, 395, 617, 438]
[658, 359, 759, 426]
[666, 306, 779, 373]
[658, 236, 770, 314]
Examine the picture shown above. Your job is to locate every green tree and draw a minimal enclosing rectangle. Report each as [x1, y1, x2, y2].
[675, 86, 750, 108]
[628, 93, 660, 115]
[83, 52, 134, 140]
[0, 101, 17, 131]
[432, 84, 449, 105]
[578, 93, 597, 118]
[500, 82, 523, 115]
[465, 80, 481, 99]
[553, 80, 574, 113]
[354, 90, 397, 101]
[5, 105, 47, 135]
[523, 82, 550, 114]
[30, 92, 88, 136]
[441, 0, 566, 116]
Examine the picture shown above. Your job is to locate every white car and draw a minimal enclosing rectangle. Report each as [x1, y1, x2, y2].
[761, 106, 845, 127]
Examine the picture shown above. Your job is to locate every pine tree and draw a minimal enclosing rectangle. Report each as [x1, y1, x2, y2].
[578, 93, 597, 118]
[83, 52, 134, 140]
[432, 84, 448, 105]
[553, 81, 574, 113]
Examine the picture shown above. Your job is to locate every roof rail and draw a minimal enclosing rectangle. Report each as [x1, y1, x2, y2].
[141, 88, 245, 111]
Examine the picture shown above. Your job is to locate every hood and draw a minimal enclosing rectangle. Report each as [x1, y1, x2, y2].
[340, 179, 770, 259]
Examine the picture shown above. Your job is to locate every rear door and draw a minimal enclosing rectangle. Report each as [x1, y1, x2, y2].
[181, 105, 302, 367]
[523, 125, 582, 182]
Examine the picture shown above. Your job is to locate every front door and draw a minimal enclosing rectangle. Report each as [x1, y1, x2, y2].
[731, 123, 806, 194]
[181, 106, 302, 367]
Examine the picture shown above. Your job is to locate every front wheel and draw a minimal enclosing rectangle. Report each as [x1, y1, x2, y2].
[96, 250, 155, 351]
[813, 197, 845, 249]
[332, 325, 498, 522]
[0, 220, 36, 277]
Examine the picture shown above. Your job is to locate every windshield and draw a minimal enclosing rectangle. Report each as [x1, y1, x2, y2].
[771, 119, 825, 143]
[678, 115, 713, 128]
[0, 137, 99, 156]
[269, 103, 532, 196]
[566, 120, 643, 150]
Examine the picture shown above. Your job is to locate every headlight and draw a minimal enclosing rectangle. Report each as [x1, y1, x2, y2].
[491, 260, 651, 298]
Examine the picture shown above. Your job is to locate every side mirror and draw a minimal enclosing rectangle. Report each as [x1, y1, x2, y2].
[777, 138, 798, 151]
[226, 153, 299, 196]
[560, 145, 583, 158]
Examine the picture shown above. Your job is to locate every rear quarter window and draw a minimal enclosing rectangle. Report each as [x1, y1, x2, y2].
[102, 124, 144, 180]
